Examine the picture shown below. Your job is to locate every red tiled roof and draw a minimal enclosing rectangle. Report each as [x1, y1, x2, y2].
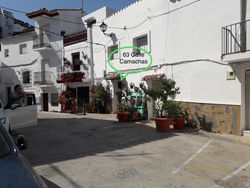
[26, 8, 59, 19]
[143, 73, 165, 81]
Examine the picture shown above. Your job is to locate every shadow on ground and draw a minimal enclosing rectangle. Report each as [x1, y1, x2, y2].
[19, 117, 199, 166]
[41, 176, 61, 188]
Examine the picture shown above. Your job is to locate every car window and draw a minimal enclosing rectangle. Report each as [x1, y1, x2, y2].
[0, 131, 12, 160]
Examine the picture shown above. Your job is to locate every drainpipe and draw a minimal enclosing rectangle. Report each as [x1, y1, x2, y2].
[85, 17, 96, 90]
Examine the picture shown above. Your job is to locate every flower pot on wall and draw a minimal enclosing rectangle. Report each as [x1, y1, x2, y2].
[130, 99, 135, 105]
[174, 117, 185, 129]
[154, 117, 174, 132]
[136, 100, 142, 106]
[117, 112, 129, 122]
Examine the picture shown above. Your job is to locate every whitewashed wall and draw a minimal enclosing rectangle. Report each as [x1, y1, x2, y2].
[90, 0, 241, 105]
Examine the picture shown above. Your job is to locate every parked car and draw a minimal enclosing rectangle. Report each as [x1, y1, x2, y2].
[0, 123, 48, 188]
[0, 94, 37, 132]
[0, 100, 10, 132]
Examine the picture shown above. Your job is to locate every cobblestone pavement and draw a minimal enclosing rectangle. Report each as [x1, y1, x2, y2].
[18, 112, 250, 188]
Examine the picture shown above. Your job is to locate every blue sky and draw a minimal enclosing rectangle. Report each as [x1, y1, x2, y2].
[0, 0, 137, 25]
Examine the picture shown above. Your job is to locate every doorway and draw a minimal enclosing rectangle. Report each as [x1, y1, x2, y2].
[77, 87, 89, 113]
[42, 93, 49, 112]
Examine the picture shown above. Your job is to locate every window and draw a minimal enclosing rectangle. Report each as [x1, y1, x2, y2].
[108, 45, 118, 60]
[72, 52, 80, 71]
[51, 93, 58, 106]
[23, 71, 30, 84]
[4, 49, 9, 57]
[19, 44, 27, 54]
[134, 35, 148, 54]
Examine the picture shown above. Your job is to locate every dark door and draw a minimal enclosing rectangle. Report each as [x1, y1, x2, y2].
[42, 93, 49, 112]
[72, 52, 80, 71]
[77, 87, 89, 113]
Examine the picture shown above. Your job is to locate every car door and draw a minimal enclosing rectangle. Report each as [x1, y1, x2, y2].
[5, 94, 38, 130]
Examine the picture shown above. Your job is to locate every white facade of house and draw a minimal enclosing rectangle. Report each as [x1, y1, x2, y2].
[0, 9, 88, 112]
[79, 0, 245, 135]
[0, 1, 249, 135]
[0, 9, 14, 38]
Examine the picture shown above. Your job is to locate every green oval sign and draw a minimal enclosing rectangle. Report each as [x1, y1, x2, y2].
[108, 46, 153, 81]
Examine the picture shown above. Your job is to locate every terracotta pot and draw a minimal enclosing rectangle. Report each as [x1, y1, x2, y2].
[130, 99, 135, 105]
[117, 112, 129, 122]
[70, 103, 77, 114]
[136, 100, 142, 105]
[154, 117, 174, 132]
[174, 117, 185, 129]
[130, 112, 139, 121]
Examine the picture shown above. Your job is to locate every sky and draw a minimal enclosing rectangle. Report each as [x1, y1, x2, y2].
[0, 0, 138, 25]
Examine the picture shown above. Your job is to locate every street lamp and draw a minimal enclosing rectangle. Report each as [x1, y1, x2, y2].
[100, 22, 113, 37]
[100, 22, 108, 33]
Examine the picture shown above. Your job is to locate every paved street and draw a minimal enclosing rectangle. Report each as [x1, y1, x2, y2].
[18, 112, 250, 188]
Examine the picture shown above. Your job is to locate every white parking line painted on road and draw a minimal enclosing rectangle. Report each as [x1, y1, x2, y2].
[172, 139, 213, 174]
[223, 161, 250, 181]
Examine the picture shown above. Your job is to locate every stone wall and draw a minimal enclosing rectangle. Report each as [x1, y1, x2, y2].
[180, 102, 241, 135]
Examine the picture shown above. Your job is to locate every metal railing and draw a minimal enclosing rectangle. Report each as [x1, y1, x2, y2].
[34, 71, 55, 85]
[222, 20, 248, 56]
[33, 34, 51, 49]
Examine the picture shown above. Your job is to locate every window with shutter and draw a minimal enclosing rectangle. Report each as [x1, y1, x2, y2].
[134, 35, 148, 54]
[108, 45, 118, 60]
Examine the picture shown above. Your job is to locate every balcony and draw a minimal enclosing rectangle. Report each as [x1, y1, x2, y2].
[63, 30, 87, 46]
[222, 20, 250, 62]
[34, 71, 55, 86]
[57, 71, 89, 86]
[33, 34, 52, 51]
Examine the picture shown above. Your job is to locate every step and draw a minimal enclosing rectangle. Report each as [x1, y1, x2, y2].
[243, 130, 250, 137]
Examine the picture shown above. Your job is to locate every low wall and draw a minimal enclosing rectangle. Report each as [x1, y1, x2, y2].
[180, 102, 241, 135]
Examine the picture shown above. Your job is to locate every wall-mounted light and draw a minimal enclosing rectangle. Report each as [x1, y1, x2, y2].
[100, 22, 113, 37]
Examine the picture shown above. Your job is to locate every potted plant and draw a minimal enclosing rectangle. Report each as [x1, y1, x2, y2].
[115, 86, 131, 122]
[91, 84, 112, 114]
[174, 104, 186, 129]
[127, 106, 139, 121]
[57, 89, 76, 114]
[143, 79, 180, 132]
[130, 99, 135, 105]
[136, 99, 143, 106]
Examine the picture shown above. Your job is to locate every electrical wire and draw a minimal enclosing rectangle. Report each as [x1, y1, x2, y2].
[0, 12, 107, 47]
[109, 59, 229, 74]
[0, 0, 201, 30]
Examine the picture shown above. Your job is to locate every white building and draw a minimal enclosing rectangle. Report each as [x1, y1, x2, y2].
[222, 0, 250, 136]
[0, 9, 14, 38]
[0, 8, 87, 112]
[81, 0, 245, 135]
[1, 0, 250, 136]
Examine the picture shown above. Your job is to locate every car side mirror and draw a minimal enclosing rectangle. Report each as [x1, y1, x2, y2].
[10, 104, 21, 110]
